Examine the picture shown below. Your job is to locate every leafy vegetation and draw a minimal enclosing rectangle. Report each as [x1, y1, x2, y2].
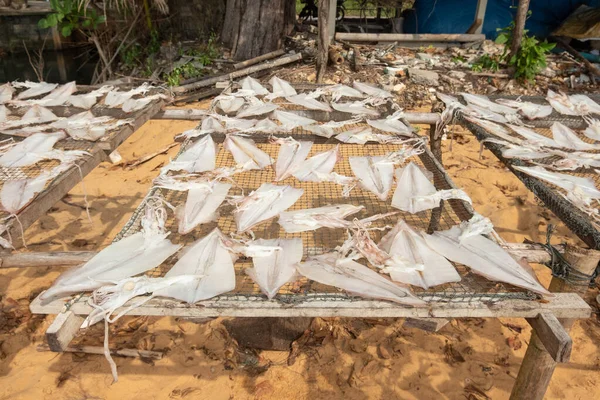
[162, 33, 220, 86]
[495, 15, 555, 82]
[38, 0, 105, 37]
[471, 54, 501, 73]
[471, 11, 555, 82]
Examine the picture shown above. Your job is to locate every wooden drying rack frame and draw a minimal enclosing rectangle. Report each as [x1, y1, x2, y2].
[428, 95, 600, 399]
[0, 97, 166, 247]
[1, 82, 595, 400]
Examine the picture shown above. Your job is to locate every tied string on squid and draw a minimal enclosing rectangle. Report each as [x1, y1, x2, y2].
[530, 224, 597, 288]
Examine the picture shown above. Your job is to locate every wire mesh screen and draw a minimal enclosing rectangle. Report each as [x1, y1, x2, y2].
[108, 140, 536, 304]
[5, 88, 165, 149]
[214, 84, 396, 122]
[206, 122, 416, 145]
[484, 94, 600, 129]
[0, 137, 97, 221]
[460, 114, 600, 249]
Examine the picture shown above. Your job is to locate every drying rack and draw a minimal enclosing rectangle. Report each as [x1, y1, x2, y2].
[457, 104, 600, 250]
[5, 87, 166, 152]
[0, 86, 168, 247]
[15, 82, 596, 399]
[28, 113, 592, 400]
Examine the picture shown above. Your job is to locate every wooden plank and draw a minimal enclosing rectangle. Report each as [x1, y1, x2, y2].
[526, 313, 572, 363]
[0, 251, 95, 268]
[38, 344, 163, 360]
[45, 311, 85, 352]
[403, 317, 449, 332]
[0, 1, 51, 16]
[98, 100, 165, 152]
[335, 33, 486, 43]
[30, 292, 590, 319]
[6, 146, 106, 248]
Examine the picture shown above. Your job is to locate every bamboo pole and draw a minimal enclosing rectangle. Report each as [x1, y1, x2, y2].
[334, 33, 485, 42]
[510, 245, 600, 400]
[153, 109, 441, 124]
[233, 49, 285, 70]
[173, 53, 302, 93]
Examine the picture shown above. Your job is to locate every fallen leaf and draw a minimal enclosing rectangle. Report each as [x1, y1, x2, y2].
[502, 322, 523, 334]
[71, 238, 89, 248]
[377, 343, 391, 359]
[507, 335, 522, 351]
[444, 341, 465, 365]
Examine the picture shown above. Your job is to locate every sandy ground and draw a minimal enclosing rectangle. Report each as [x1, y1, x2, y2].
[1, 105, 599, 400]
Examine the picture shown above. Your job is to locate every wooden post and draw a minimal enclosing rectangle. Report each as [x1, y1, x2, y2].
[46, 311, 85, 352]
[510, 245, 600, 400]
[51, 27, 68, 82]
[509, 0, 531, 61]
[327, 0, 336, 41]
[316, 0, 331, 83]
[427, 122, 444, 233]
[467, 0, 488, 35]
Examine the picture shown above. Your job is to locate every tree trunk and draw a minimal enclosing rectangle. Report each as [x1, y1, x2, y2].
[316, 0, 331, 83]
[222, 0, 296, 61]
[509, 0, 530, 61]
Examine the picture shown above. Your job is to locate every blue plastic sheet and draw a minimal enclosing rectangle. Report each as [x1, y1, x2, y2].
[403, 0, 600, 39]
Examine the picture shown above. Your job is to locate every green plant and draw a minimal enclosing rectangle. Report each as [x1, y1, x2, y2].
[451, 55, 467, 64]
[38, 0, 105, 37]
[147, 29, 161, 55]
[495, 16, 555, 82]
[163, 62, 206, 87]
[123, 44, 142, 68]
[471, 54, 501, 73]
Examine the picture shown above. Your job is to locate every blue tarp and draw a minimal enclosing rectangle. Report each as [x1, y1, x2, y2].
[403, 0, 600, 39]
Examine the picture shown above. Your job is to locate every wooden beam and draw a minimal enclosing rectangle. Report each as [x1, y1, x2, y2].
[526, 313, 572, 363]
[502, 243, 566, 264]
[233, 49, 285, 70]
[0, 251, 95, 268]
[403, 317, 449, 332]
[46, 311, 85, 352]
[6, 147, 106, 248]
[0, 242, 553, 269]
[510, 245, 600, 400]
[30, 292, 590, 319]
[553, 37, 600, 78]
[327, 0, 336, 42]
[335, 33, 485, 43]
[98, 100, 166, 152]
[173, 53, 302, 94]
[472, 0, 488, 35]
